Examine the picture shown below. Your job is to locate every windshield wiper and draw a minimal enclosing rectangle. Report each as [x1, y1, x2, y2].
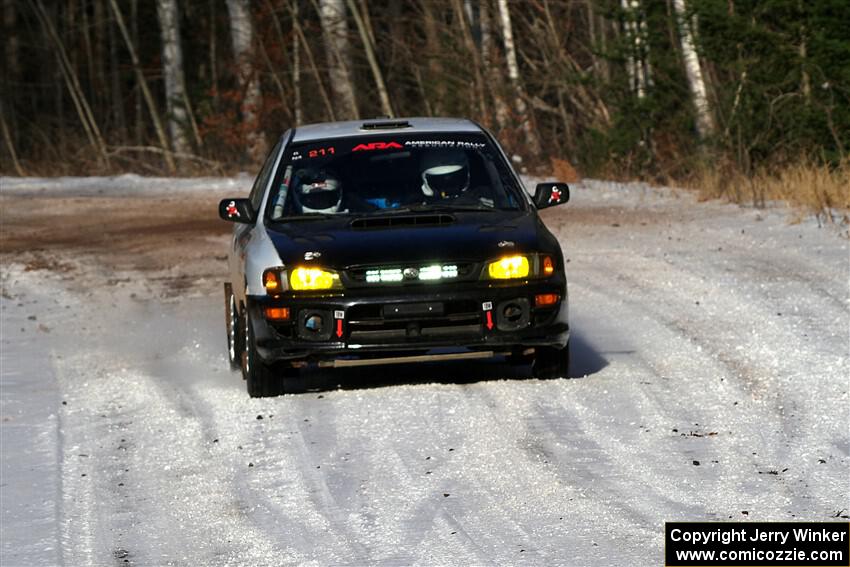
[375, 203, 497, 214]
[427, 204, 498, 212]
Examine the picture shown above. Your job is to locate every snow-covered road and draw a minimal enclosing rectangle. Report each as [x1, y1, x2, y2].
[1, 178, 848, 566]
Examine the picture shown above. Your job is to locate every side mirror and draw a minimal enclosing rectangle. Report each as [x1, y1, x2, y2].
[219, 198, 255, 223]
[533, 182, 570, 209]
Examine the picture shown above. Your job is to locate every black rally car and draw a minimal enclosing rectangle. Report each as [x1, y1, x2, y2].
[219, 117, 571, 397]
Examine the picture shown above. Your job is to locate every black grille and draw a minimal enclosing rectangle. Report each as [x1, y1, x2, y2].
[347, 300, 481, 344]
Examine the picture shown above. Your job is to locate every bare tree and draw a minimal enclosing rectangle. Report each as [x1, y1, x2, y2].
[319, 0, 359, 120]
[451, 0, 487, 119]
[208, 0, 220, 111]
[496, 0, 541, 158]
[226, 0, 268, 162]
[672, 0, 715, 140]
[290, 0, 337, 121]
[587, 0, 610, 82]
[108, 0, 175, 172]
[1, 100, 24, 175]
[156, 0, 192, 154]
[797, 0, 810, 104]
[3, 0, 20, 151]
[480, 0, 509, 131]
[108, 6, 127, 141]
[258, 0, 297, 124]
[420, 0, 445, 115]
[32, 0, 110, 168]
[345, 0, 393, 117]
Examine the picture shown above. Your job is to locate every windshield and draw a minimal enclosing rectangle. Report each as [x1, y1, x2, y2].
[267, 132, 525, 220]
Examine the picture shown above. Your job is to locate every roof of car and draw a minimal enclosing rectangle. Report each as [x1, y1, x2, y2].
[290, 117, 483, 143]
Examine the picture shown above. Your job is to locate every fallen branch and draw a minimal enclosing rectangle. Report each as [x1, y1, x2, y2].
[106, 145, 224, 174]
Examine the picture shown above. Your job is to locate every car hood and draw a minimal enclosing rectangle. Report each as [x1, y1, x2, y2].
[265, 211, 546, 268]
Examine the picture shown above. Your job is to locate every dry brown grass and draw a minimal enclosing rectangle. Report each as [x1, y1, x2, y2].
[688, 159, 849, 224]
[550, 157, 582, 183]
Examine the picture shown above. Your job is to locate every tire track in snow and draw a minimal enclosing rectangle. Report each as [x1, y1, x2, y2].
[282, 384, 501, 565]
[52, 297, 297, 565]
[570, 248, 846, 518]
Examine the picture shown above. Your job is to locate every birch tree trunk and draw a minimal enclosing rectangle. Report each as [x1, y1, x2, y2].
[496, 0, 541, 158]
[226, 0, 267, 163]
[345, 0, 393, 117]
[635, 0, 652, 91]
[621, 0, 649, 99]
[292, 0, 302, 125]
[672, 0, 715, 140]
[156, 0, 191, 154]
[319, 0, 359, 120]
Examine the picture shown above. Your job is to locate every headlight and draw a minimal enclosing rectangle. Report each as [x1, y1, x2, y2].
[289, 266, 342, 291]
[487, 255, 530, 279]
[483, 254, 555, 280]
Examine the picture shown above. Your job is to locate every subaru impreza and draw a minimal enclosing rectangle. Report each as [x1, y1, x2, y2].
[219, 117, 571, 396]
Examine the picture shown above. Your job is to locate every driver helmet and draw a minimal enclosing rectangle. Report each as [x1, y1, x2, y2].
[420, 149, 470, 199]
[292, 167, 343, 213]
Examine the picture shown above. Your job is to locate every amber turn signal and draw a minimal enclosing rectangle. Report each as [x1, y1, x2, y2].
[534, 293, 560, 307]
[542, 256, 555, 275]
[264, 270, 282, 294]
[263, 307, 290, 321]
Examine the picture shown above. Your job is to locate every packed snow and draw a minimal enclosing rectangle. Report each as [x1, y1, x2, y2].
[1, 176, 847, 566]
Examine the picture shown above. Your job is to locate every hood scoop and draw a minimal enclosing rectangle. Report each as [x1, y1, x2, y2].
[350, 214, 455, 230]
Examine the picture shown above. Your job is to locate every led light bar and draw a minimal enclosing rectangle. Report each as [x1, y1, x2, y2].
[366, 268, 403, 283]
[365, 265, 459, 283]
[419, 264, 459, 280]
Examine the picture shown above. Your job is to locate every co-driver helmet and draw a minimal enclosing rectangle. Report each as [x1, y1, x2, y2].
[420, 149, 470, 199]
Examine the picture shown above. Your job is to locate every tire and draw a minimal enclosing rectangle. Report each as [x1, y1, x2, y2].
[224, 283, 242, 370]
[532, 341, 571, 379]
[242, 310, 283, 397]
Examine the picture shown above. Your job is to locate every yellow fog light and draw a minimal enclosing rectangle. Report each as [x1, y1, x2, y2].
[487, 255, 530, 279]
[289, 267, 341, 291]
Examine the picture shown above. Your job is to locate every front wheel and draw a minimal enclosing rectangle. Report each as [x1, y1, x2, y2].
[224, 283, 242, 370]
[532, 341, 571, 379]
[242, 312, 283, 397]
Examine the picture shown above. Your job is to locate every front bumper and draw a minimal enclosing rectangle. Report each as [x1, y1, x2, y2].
[247, 280, 569, 365]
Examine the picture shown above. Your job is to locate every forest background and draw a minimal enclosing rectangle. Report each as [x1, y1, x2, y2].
[1, 0, 848, 214]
